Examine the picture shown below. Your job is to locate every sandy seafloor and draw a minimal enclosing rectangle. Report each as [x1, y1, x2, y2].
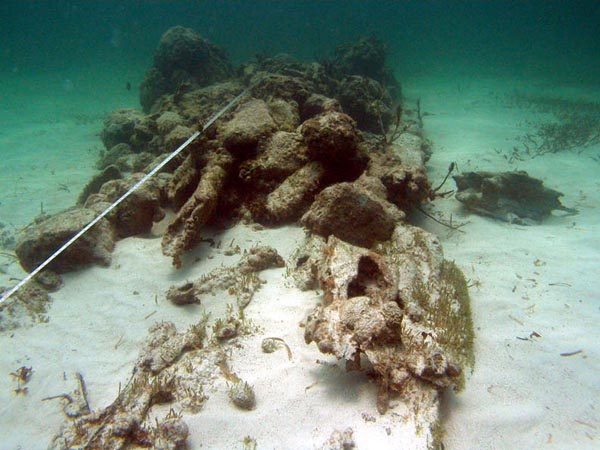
[0, 65, 599, 449]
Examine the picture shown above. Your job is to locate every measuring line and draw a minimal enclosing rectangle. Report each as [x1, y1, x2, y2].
[0, 85, 250, 305]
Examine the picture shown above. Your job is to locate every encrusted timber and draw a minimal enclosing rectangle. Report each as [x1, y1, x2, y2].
[49, 319, 211, 449]
[162, 151, 233, 267]
[303, 224, 472, 410]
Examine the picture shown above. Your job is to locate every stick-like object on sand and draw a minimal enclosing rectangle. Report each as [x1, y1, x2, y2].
[0, 85, 251, 306]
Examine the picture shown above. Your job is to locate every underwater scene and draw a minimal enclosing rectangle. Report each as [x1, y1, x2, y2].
[0, 1, 598, 449]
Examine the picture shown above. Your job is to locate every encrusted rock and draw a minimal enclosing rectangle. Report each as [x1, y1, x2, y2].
[165, 246, 284, 308]
[15, 208, 115, 273]
[326, 35, 401, 99]
[97, 143, 133, 171]
[337, 75, 393, 132]
[138, 321, 206, 374]
[368, 139, 432, 212]
[162, 151, 233, 267]
[156, 110, 185, 136]
[454, 170, 578, 224]
[300, 93, 342, 121]
[0, 281, 51, 331]
[239, 131, 310, 189]
[100, 108, 145, 150]
[228, 380, 256, 410]
[153, 26, 233, 85]
[267, 98, 301, 131]
[265, 161, 326, 223]
[49, 318, 213, 449]
[77, 165, 122, 205]
[95, 174, 164, 238]
[301, 179, 404, 248]
[164, 124, 195, 151]
[300, 111, 361, 163]
[166, 282, 202, 306]
[140, 26, 234, 112]
[166, 154, 201, 209]
[221, 99, 277, 155]
[154, 417, 189, 450]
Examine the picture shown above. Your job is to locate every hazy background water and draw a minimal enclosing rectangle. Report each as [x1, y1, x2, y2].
[2, 0, 599, 83]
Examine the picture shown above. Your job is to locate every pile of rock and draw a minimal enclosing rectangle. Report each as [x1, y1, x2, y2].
[16, 28, 473, 447]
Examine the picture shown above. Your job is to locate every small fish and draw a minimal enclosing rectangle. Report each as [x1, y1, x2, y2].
[126, 81, 131, 91]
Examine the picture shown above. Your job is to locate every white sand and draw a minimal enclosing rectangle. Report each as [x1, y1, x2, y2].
[0, 71, 598, 449]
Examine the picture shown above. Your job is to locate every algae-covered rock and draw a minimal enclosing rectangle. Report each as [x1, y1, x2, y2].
[100, 108, 145, 150]
[77, 165, 122, 205]
[337, 75, 394, 132]
[140, 26, 234, 112]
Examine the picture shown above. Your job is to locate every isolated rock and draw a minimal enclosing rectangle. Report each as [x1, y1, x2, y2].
[453, 170, 578, 224]
[15, 208, 115, 273]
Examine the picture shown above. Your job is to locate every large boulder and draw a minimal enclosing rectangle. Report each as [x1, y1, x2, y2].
[336, 76, 394, 132]
[327, 35, 401, 99]
[15, 208, 115, 273]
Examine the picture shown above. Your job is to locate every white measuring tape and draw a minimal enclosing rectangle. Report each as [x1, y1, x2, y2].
[0, 85, 250, 305]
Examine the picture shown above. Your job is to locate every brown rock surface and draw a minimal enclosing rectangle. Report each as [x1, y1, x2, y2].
[300, 111, 361, 163]
[15, 208, 115, 273]
[221, 99, 277, 155]
[301, 180, 404, 248]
